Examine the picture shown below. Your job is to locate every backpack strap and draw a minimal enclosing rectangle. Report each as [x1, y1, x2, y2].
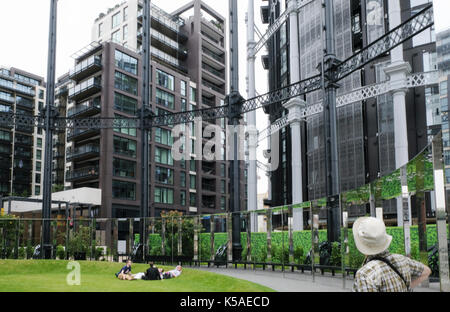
[371, 257, 409, 290]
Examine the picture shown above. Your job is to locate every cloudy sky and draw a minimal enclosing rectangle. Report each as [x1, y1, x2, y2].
[0, 0, 449, 196]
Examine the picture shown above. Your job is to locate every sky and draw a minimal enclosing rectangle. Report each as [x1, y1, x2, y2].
[0, 0, 449, 196]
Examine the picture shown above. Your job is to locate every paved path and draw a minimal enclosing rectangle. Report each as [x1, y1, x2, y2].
[194, 267, 440, 292]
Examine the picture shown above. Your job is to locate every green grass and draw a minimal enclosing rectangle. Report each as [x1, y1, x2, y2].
[0, 260, 274, 292]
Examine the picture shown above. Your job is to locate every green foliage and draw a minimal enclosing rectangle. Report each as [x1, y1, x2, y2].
[26, 242, 33, 259]
[18, 247, 26, 259]
[56, 245, 65, 260]
[330, 242, 342, 267]
[294, 245, 305, 264]
[67, 226, 91, 257]
[94, 247, 104, 261]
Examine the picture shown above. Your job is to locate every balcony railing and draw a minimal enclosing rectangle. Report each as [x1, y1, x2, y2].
[0, 78, 36, 97]
[67, 97, 101, 118]
[202, 79, 225, 94]
[66, 144, 100, 161]
[68, 77, 102, 101]
[201, 17, 224, 34]
[201, 31, 223, 47]
[202, 47, 225, 64]
[0, 92, 14, 103]
[69, 55, 102, 82]
[66, 166, 99, 182]
[202, 63, 225, 80]
[67, 128, 100, 141]
[202, 183, 216, 193]
[202, 97, 216, 107]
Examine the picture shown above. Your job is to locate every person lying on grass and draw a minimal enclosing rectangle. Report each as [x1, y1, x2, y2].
[115, 259, 133, 280]
[161, 265, 182, 279]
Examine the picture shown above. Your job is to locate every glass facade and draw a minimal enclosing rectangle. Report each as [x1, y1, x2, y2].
[155, 147, 173, 165]
[156, 69, 174, 91]
[112, 180, 136, 200]
[113, 158, 136, 178]
[114, 71, 138, 95]
[115, 50, 138, 75]
[114, 136, 137, 158]
[114, 92, 137, 115]
[154, 187, 174, 204]
[156, 88, 175, 109]
[155, 166, 174, 185]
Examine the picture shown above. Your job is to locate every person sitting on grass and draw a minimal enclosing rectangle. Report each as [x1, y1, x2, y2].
[132, 262, 164, 280]
[115, 259, 133, 280]
[162, 265, 182, 279]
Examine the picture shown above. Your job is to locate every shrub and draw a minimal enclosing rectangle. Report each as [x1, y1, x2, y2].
[18, 247, 26, 259]
[294, 245, 305, 264]
[26, 242, 33, 259]
[94, 247, 104, 260]
[330, 242, 341, 267]
[150, 246, 162, 256]
[56, 245, 65, 260]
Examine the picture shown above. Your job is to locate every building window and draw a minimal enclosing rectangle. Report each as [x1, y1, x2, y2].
[156, 89, 175, 109]
[36, 161, 41, 171]
[114, 136, 137, 158]
[115, 71, 138, 95]
[37, 138, 42, 148]
[221, 180, 226, 193]
[154, 187, 174, 204]
[156, 69, 174, 91]
[220, 196, 226, 210]
[190, 175, 196, 189]
[98, 23, 103, 37]
[180, 171, 186, 188]
[113, 158, 136, 178]
[181, 80, 187, 96]
[220, 164, 226, 177]
[35, 186, 41, 196]
[36, 149, 42, 160]
[123, 7, 128, 21]
[35, 173, 41, 184]
[190, 159, 196, 172]
[181, 98, 187, 111]
[112, 180, 136, 200]
[115, 50, 138, 75]
[155, 147, 173, 165]
[155, 166, 174, 185]
[155, 128, 173, 146]
[190, 193, 196, 206]
[112, 30, 121, 43]
[112, 12, 121, 28]
[123, 25, 128, 41]
[180, 191, 186, 206]
[190, 87, 197, 103]
[114, 92, 137, 115]
[114, 114, 137, 137]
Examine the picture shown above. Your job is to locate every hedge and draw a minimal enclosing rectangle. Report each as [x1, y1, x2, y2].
[146, 225, 446, 268]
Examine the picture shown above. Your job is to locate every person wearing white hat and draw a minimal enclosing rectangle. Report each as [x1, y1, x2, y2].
[352, 217, 431, 292]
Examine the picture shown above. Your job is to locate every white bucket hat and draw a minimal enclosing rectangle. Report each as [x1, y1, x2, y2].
[352, 217, 392, 256]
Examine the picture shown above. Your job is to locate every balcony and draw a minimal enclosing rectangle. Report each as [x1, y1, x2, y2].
[201, 31, 223, 48]
[67, 97, 101, 118]
[66, 144, 100, 162]
[202, 96, 216, 108]
[68, 77, 102, 102]
[202, 47, 225, 67]
[15, 97, 34, 109]
[201, 17, 224, 35]
[66, 166, 99, 182]
[202, 79, 225, 95]
[202, 63, 225, 85]
[67, 128, 100, 141]
[202, 195, 216, 210]
[202, 179, 216, 193]
[150, 31, 188, 60]
[0, 92, 14, 104]
[202, 161, 216, 176]
[69, 55, 102, 82]
[151, 48, 188, 73]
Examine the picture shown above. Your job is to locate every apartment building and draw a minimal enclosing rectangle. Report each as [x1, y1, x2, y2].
[64, 0, 246, 220]
[0, 67, 46, 198]
[262, 0, 437, 223]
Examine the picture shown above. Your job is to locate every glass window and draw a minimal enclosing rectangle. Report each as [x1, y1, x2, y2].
[156, 69, 174, 91]
[123, 25, 128, 40]
[155, 147, 173, 165]
[35, 173, 41, 184]
[180, 191, 186, 206]
[37, 138, 42, 148]
[98, 23, 103, 37]
[220, 197, 226, 210]
[220, 164, 226, 177]
[366, 0, 385, 44]
[36, 161, 41, 171]
[181, 80, 187, 96]
[221, 180, 226, 193]
[154, 187, 174, 204]
[114, 136, 137, 158]
[113, 158, 136, 178]
[35, 186, 41, 196]
[114, 114, 137, 137]
[112, 12, 121, 28]
[190, 87, 197, 103]
[190, 175, 196, 189]
[115, 50, 138, 75]
[190, 159, 196, 172]
[155, 128, 173, 146]
[114, 92, 137, 115]
[123, 7, 128, 21]
[156, 89, 175, 109]
[0, 130, 11, 141]
[112, 180, 136, 200]
[190, 192, 196, 206]
[36, 149, 42, 160]
[155, 166, 174, 185]
[112, 30, 121, 43]
[115, 71, 138, 95]
[180, 171, 186, 188]
[181, 98, 187, 111]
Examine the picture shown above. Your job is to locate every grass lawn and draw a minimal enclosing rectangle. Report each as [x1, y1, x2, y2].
[0, 260, 275, 292]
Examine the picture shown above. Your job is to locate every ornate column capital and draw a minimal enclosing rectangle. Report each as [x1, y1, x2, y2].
[283, 97, 306, 124]
[384, 61, 412, 93]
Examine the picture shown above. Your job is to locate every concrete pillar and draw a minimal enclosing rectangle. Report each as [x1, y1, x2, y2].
[385, 0, 411, 227]
[247, 0, 258, 233]
[284, 98, 305, 231]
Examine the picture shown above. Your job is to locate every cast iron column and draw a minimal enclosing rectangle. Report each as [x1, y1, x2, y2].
[42, 0, 58, 259]
[140, 0, 151, 262]
[228, 0, 243, 261]
[323, 0, 340, 243]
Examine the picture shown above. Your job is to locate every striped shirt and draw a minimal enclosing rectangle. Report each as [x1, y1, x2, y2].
[352, 251, 425, 292]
